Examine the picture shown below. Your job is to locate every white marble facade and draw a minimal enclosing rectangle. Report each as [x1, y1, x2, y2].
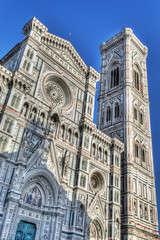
[0, 17, 123, 240]
[0, 17, 159, 240]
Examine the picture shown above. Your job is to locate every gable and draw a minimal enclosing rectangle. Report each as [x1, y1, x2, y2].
[41, 34, 88, 76]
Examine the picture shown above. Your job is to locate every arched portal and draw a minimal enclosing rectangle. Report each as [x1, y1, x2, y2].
[90, 219, 103, 240]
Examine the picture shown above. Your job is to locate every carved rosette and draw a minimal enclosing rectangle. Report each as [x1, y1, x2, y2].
[44, 81, 64, 107]
[43, 75, 73, 110]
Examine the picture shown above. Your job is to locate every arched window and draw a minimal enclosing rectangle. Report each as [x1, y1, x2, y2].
[145, 206, 148, 220]
[150, 208, 154, 222]
[68, 129, 72, 143]
[140, 204, 143, 218]
[49, 114, 59, 132]
[39, 112, 45, 127]
[92, 143, 96, 156]
[75, 132, 78, 147]
[104, 151, 108, 163]
[134, 107, 137, 120]
[61, 125, 65, 139]
[30, 107, 37, 122]
[134, 70, 139, 90]
[135, 142, 139, 158]
[115, 103, 119, 119]
[134, 200, 137, 215]
[51, 114, 59, 124]
[21, 102, 29, 117]
[141, 148, 145, 162]
[98, 147, 102, 159]
[111, 67, 119, 88]
[140, 112, 143, 125]
[106, 106, 111, 122]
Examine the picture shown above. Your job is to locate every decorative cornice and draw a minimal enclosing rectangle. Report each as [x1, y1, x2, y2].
[100, 27, 148, 56]
[41, 32, 88, 75]
[80, 117, 124, 149]
[13, 71, 32, 93]
[0, 65, 12, 79]
[23, 17, 100, 79]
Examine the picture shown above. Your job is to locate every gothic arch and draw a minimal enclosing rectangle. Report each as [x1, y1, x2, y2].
[89, 218, 104, 240]
[24, 168, 59, 206]
[133, 63, 143, 94]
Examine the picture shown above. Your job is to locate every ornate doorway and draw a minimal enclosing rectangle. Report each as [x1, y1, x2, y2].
[90, 219, 103, 240]
[15, 220, 36, 240]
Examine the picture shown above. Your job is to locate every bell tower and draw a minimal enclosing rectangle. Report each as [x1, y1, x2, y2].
[97, 28, 159, 240]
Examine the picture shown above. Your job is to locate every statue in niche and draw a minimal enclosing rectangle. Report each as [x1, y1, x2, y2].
[115, 218, 120, 237]
[61, 150, 70, 178]
[64, 152, 69, 176]
[77, 208, 83, 226]
[24, 186, 42, 208]
[12, 167, 24, 191]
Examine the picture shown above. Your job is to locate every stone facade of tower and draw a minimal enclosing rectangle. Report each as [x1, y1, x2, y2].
[0, 17, 124, 240]
[97, 28, 160, 239]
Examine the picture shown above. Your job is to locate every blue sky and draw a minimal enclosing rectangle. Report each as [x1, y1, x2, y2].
[1, 0, 160, 228]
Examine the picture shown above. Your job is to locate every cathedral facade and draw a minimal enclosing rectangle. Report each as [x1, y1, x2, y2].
[0, 17, 159, 240]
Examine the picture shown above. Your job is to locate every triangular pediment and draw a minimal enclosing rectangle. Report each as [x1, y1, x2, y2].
[87, 194, 105, 221]
[27, 139, 61, 183]
[41, 34, 88, 76]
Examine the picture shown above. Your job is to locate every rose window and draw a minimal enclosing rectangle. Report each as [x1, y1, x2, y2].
[44, 75, 72, 109]
[45, 82, 64, 107]
[90, 172, 105, 193]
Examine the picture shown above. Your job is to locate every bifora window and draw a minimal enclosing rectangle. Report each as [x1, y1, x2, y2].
[11, 93, 21, 109]
[111, 67, 119, 88]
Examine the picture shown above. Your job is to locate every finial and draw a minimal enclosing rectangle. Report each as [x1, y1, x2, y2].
[123, 24, 126, 29]
[68, 33, 72, 41]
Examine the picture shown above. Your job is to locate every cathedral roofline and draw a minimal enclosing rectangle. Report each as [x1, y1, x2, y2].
[0, 17, 100, 82]
[23, 17, 100, 81]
